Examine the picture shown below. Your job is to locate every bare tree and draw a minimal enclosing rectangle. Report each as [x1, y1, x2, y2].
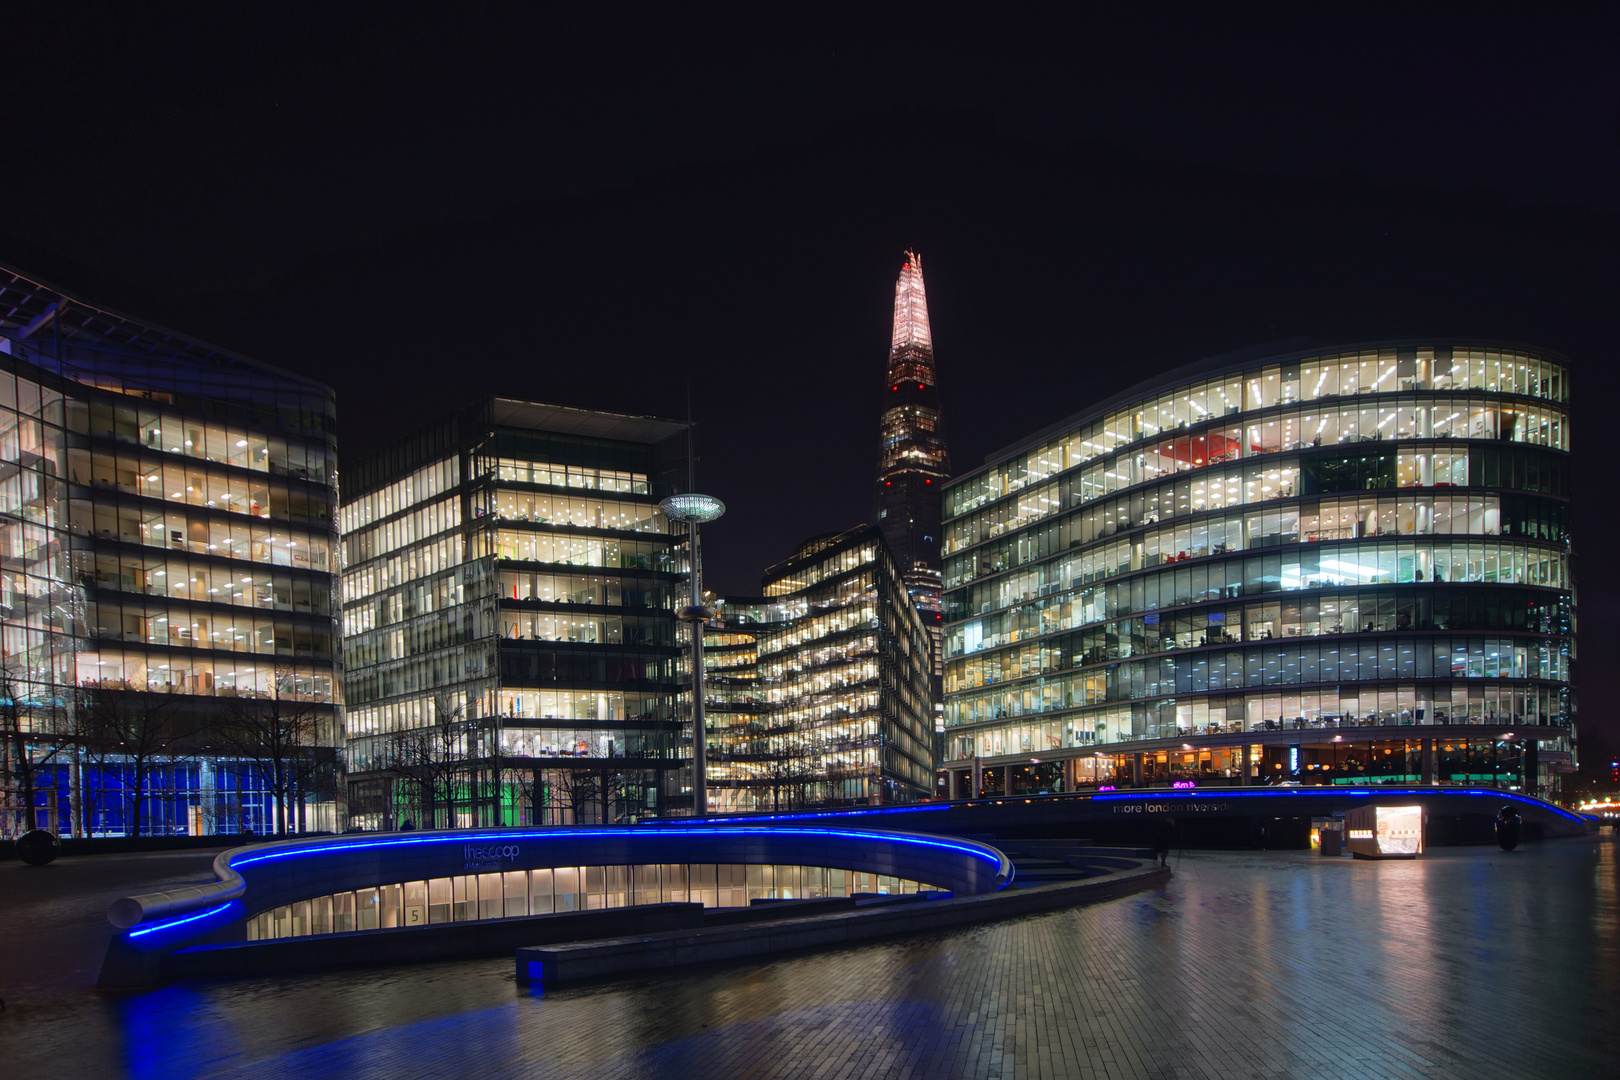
[510, 767, 544, 826]
[753, 719, 820, 812]
[69, 684, 113, 837]
[549, 763, 600, 825]
[0, 670, 65, 837]
[385, 693, 467, 829]
[210, 672, 331, 836]
[591, 741, 630, 824]
[542, 739, 633, 824]
[78, 683, 190, 838]
[759, 737, 798, 812]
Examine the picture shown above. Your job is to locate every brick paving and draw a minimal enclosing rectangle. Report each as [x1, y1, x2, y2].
[2, 837, 1618, 1079]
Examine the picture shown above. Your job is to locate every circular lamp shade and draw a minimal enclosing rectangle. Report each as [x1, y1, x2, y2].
[659, 494, 726, 523]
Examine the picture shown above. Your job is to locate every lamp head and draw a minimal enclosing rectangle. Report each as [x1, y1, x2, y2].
[659, 494, 726, 523]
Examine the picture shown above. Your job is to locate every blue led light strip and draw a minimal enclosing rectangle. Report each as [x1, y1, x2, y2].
[231, 825, 1004, 874]
[127, 900, 236, 939]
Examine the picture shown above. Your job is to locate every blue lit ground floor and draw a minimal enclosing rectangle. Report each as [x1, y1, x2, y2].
[939, 722, 1572, 801]
[3, 757, 340, 839]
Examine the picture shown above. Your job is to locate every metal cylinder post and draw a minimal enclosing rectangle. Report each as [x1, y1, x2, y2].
[690, 521, 707, 817]
[660, 492, 725, 819]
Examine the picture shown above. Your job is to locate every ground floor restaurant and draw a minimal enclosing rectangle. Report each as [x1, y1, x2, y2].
[949, 734, 1555, 798]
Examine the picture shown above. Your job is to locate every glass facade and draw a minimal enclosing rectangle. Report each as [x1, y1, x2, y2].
[939, 342, 1574, 795]
[875, 251, 950, 703]
[700, 528, 935, 811]
[0, 265, 342, 836]
[703, 596, 785, 812]
[341, 400, 691, 827]
[246, 862, 942, 939]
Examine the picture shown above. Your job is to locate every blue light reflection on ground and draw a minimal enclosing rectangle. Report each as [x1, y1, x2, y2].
[120, 984, 239, 1080]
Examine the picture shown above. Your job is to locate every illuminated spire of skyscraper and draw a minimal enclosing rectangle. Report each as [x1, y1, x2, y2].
[890, 250, 933, 356]
[875, 251, 950, 694]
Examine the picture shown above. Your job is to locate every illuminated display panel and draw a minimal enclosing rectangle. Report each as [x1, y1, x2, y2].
[1345, 804, 1424, 858]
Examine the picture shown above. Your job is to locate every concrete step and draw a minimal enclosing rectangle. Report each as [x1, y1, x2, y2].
[517, 864, 1173, 985]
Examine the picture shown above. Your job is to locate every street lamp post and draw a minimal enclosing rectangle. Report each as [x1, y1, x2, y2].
[659, 493, 726, 817]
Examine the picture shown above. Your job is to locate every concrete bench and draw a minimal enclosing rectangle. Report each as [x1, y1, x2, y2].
[166, 901, 704, 981]
[517, 865, 1168, 985]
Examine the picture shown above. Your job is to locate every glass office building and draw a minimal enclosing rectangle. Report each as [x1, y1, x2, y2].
[939, 341, 1574, 798]
[0, 262, 342, 836]
[702, 596, 788, 813]
[341, 399, 691, 827]
[747, 525, 934, 807]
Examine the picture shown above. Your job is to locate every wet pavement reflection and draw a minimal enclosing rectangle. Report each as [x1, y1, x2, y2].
[3, 837, 1617, 1079]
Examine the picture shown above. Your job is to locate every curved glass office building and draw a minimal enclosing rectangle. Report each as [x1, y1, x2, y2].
[939, 341, 1574, 797]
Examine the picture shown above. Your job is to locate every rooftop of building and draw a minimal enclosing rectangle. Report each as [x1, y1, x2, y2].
[343, 395, 689, 498]
[973, 335, 1573, 475]
[487, 398, 687, 444]
[761, 523, 884, 585]
[0, 258, 334, 399]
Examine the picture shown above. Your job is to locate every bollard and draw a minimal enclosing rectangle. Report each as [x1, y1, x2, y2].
[1495, 807, 1522, 851]
[16, 830, 60, 866]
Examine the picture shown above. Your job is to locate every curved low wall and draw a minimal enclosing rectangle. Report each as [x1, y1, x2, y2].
[99, 825, 1011, 987]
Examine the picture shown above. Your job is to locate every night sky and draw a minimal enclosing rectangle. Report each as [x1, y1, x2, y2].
[5, 9, 1618, 763]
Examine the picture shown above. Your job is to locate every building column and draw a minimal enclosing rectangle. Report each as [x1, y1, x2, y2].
[1240, 743, 1252, 786]
[1421, 738, 1436, 785]
[971, 757, 983, 799]
[1003, 764, 1014, 797]
[1132, 752, 1144, 788]
[1523, 740, 1539, 796]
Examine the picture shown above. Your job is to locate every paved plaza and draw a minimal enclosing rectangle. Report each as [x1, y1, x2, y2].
[2, 836, 1617, 1080]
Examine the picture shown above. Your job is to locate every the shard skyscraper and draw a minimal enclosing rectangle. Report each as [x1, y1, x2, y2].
[874, 251, 950, 698]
